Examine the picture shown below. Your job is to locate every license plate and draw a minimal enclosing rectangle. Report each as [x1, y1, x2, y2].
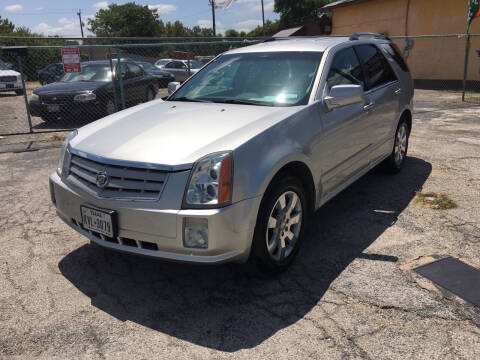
[47, 104, 60, 112]
[81, 206, 116, 238]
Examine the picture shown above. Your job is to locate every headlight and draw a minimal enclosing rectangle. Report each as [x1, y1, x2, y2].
[57, 130, 78, 177]
[30, 93, 39, 101]
[74, 92, 96, 102]
[183, 152, 233, 208]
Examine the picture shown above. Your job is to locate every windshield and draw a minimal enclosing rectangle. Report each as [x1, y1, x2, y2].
[138, 62, 155, 72]
[0, 62, 9, 70]
[189, 60, 204, 69]
[60, 65, 112, 82]
[155, 59, 170, 66]
[168, 52, 323, 106]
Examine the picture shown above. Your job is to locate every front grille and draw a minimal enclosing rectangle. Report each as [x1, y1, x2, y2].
[0, 76, 17, 82]
[67, 154, 168, 200]
[40, 95, 72, 104]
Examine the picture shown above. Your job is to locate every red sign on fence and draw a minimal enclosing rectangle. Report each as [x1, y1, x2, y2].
[174, 51, 195, 60]
[61, 47, 81, 73]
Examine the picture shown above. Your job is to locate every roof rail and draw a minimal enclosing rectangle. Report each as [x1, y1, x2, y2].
[349, 32, 390, 41]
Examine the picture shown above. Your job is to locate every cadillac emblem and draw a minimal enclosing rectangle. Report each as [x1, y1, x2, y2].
[96, 171, 109, 188]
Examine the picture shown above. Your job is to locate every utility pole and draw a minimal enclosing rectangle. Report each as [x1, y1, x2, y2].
[209, 0, 216, 37]
[261, 0, 265, 37]
[77, 9, 84, 38]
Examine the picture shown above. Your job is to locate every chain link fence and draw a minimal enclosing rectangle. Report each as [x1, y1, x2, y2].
[0, 34, 479, 140]
[0, 38, 259, 137]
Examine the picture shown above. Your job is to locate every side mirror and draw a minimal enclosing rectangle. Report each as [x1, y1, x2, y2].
[324, 84, 364, 111]
[168, 81, 180, 95]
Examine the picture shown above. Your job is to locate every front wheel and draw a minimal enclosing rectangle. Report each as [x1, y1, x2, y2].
[15, 89, 24, 96]
[145, 87, 155, 102]
[383, 119, 410, 173]
[250, 176, 309, 272]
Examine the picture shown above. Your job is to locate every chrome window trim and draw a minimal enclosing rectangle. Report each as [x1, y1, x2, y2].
[69, 148, 192, 172]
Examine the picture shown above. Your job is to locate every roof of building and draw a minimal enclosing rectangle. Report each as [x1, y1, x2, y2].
[273, 26, 303, 37]
[321, 0, 376, 11]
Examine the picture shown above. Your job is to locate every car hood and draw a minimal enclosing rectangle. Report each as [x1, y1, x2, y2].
[34, 81, 107, 94]
[0, 69, 20, 77]
[70, 100, 300, 170]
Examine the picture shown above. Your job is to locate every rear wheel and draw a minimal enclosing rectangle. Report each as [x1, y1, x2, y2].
[250, 176, 308, 272]
[383, 119, 410, 173]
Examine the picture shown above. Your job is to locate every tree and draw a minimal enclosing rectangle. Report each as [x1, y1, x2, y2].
[88, 2, 162, 37]
[0, 15, 15, 34]
[248, 20, 280, 37]
[274, 0, 330, 28]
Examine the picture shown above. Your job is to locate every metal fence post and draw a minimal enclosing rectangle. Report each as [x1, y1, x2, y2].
[17, 55, 33, 133]
[108, 47, 119, 112]
[462, 33, 471, 102]
[115, 47, 126, 110]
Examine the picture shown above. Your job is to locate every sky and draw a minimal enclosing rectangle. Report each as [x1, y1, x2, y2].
[1, 0, 279, 37]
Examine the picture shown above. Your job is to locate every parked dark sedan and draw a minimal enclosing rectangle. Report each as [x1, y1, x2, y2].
[136, 61, 174, 88]
[38, 63, 64, 85]
[29, 60, 158, 122]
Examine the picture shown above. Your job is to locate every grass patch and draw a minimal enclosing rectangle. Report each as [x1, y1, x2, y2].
[414, 192, 458, 210]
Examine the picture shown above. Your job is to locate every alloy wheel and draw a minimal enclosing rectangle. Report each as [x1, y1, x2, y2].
[394, 123, 408, 166]
[265, 191, 303, 262]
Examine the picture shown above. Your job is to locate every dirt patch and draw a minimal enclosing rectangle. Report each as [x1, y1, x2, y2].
[413, 191, 458, 210]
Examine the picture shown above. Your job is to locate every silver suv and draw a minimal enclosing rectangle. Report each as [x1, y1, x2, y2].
[50, 33, 413, 271]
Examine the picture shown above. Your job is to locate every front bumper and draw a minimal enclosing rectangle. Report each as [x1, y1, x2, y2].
[29, 100, 104, 119]
[0, 82, 22, 91]
[50, 172, 261, 264]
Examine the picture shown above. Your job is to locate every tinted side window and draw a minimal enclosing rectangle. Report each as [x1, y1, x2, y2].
[327, 47, 365, 90]
[355, 44, 397, 90]
[128, 63, 143, 77]
[164, 62, 176, 69]
[382, 43, 409, 72]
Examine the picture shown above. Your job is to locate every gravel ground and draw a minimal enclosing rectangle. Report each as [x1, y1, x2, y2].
[0, 90, 479, 359]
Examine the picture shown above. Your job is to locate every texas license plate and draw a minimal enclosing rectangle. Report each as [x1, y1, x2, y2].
[81, 206, 116, 238]
[47, 104, 60, 112]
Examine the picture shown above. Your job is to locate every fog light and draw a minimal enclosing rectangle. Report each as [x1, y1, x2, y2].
[183, 217, 208, 249]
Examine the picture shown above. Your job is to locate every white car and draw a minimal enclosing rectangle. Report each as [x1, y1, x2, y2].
[0, 61, 23, 95]
[154, 59, 173, 69]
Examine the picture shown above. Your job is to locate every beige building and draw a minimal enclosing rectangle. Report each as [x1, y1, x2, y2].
[322, 0, 480, 88]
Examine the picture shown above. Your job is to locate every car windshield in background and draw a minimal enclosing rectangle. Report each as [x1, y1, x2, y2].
[189, 60, 204, 69]
[169, 52, 323, 106]
[155, 60, 170, 66]
[138, 62, 155, 72]
[60, 65, 112, 83]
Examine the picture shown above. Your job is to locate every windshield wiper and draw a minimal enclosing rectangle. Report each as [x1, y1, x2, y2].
[169, 96, 212, 103]
[212, 99, 274, 106]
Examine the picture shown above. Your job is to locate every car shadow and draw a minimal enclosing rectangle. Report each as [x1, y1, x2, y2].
[58, 156, 431, 352]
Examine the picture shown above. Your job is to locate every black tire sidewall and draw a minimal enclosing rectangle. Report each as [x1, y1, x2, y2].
[251, 176, 309, 271]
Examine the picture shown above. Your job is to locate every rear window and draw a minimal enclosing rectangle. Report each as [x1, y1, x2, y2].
[382, 43, 409, 72]
[355, 44, 397, 90]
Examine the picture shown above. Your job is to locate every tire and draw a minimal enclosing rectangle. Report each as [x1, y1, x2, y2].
[250, 176, 309, 272]
[15, 89, 24, 96]
[105, 99, 116, 115]
[145, 87, 155, 102]
[41, 115, 58, 122]
[383, 118, 410, 174]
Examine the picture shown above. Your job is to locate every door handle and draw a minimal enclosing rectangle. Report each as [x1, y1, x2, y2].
[363, 101, 374, 111]
[395, 88, 402, 95]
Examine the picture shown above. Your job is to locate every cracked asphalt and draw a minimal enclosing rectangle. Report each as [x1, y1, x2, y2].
[1, 90, 479, 359]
